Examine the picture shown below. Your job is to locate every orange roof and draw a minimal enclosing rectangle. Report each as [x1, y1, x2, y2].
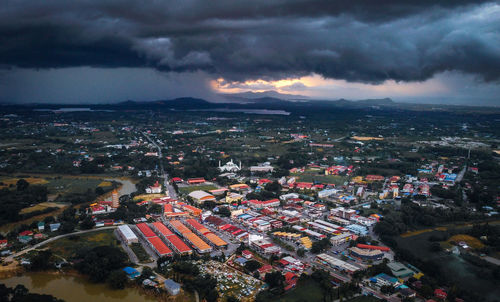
[170, 219, 192, 235]
[184, 232, 211, 252]
[205, 233, 227, 247]
[152, 222, 174, 237]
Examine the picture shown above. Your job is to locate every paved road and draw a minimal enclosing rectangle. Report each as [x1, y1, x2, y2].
[5, 226, 118, 261]
[143, 132, 178, 199]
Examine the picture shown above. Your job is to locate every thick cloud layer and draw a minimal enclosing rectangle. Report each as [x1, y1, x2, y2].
[1, 0, 499, 84]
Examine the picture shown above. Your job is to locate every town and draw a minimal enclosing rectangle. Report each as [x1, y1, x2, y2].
[0, 104, 499, 302]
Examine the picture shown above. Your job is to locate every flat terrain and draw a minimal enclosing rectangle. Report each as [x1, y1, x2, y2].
[46, 229, 120, 259]
[178, 184, 218, 194]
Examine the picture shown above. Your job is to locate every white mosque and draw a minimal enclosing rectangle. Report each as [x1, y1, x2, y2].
[218, 159, 242, 172]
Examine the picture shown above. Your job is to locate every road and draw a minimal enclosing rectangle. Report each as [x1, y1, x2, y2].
[5, 226, 118, 261]
[143, 132, 178, 199]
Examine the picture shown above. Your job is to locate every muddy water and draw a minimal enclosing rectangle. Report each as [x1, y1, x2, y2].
[1, 272, 156, 302]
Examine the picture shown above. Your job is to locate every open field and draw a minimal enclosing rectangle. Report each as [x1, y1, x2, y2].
[178, 185, 218, 194]
[351, 136, 384, 141]
[396, 229, 500, 301]
[447, 234, 485, 250]
[47, 229, 120, 259]
[133, 193, 167, 202]
[0, 177, 49, 189]
[0, 208, 67, 234]
[19, 202, 67, 215]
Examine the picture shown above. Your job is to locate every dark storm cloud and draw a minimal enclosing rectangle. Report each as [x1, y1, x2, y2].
[0, 0, 499, 83]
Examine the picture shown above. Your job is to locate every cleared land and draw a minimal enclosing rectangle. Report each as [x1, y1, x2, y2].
[19, 202, 67, 215]
[178, 185, 218, 194]
[47, 229, 120, 259]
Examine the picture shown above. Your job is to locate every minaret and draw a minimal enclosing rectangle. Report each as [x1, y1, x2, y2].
[111, 189, 119, 208]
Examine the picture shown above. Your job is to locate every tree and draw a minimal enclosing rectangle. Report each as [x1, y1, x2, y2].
[107, 270, 128, 289]
[16, 179, 29, 191]
[297, 248, 306, 257]
[80, 216, 95, 230]
[244, 260, 262, 272]
[264, 271, 285, 289]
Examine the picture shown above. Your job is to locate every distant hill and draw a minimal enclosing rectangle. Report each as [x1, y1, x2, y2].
[218, 90, 309, 103]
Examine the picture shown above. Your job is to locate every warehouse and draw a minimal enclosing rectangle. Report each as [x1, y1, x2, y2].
[117, 224, 138, 244]
[168, 219, 213, 253]
[314, 253, 360, 274]
[147, 236, 173, 257]
[185, 219, 227, 248]
[349, 247, 384, 260]
[151, 222, 193, 255]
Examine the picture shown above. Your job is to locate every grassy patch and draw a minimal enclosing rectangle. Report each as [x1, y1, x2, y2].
[447, 234, 485, 250]
[46, 177, 103, 195]
[133, 194, 167, 202]
[47, 229, 120, 259]
[130, 242, 151, 262]
[0, 177, 48, 189]
[178, 185, 218, 194]
[19, 202, 66, 215]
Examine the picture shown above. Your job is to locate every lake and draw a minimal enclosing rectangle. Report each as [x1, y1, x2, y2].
[0, 272, 156, 302]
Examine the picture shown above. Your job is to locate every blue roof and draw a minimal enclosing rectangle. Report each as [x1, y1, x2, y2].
[235, 257, 248, 265]
[123, 267, 139, 276]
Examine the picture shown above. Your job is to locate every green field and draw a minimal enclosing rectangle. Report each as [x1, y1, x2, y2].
[178, 184, 218, 194]
[47, 229, 120, 259]
[45, 177, 108, 195]
[130, 242, 151, 262]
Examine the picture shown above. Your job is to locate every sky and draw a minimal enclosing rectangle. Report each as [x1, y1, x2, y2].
[1, 0, 500, 105]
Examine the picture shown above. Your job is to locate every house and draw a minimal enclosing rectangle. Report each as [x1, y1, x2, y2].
[234, 257, 248, 266]
[49, 223, 61, 232]
[0, 239, 7, 249]
[434, 289, 447, 300]
[164, 279, 181, 295]
[242, 250, 253, 259]
[37, 222, 45, 231]
[250, 163, 274, 173]
[284, 272, 298, 291]
[171, 177, 183, 183]
[146, 181, 162, 194]
[123, 267, 140, 279]
[257, 264, 274, 277]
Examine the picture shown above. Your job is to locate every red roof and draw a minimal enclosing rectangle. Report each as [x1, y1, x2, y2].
[136, 223, 156, 238]
[171, 177, 183, 182]
[152, 222, 174, 237]
[258, 264, 273, 273]
[165, 234, 192, 253]
[19, 230, 33, 236]
[147, 236, 172, 256]
[356, 244, 390, 252]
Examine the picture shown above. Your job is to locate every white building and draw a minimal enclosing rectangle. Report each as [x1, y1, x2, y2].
[218, 159, 242, 172]
[117, 225, 139, 244]
[250, 162, 274, 173]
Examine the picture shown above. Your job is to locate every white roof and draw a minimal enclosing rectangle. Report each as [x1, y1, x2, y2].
[118, 224, 138, 241]
[188, 190, 214, 200]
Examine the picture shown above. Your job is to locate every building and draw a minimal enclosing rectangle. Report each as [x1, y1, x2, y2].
[346, 224, 368, 236]
[370, 273, 400, 287]
[187, 178, 206, 185]
[123, 267, 140, 279]
[146, 181, 162, 194]
[117, 224, 139, 244]
[218, 159, 242, 172]
[188, 190, 216, 203]
[248, 199, 280, 209]
[387, 262, 415, 278]
[250, 239, 280, 255]
[164, 279, 181, 295]
[111, 189, 119, 208]
[250, 163, 274, 173]
[225, 192, 243, 203]
[349, 247, 384, 260]
[314, 253, 361, 274]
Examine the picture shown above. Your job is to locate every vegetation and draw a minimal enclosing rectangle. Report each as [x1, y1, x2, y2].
[0, 284, 64, 302]
[75, 246, 128, 283]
